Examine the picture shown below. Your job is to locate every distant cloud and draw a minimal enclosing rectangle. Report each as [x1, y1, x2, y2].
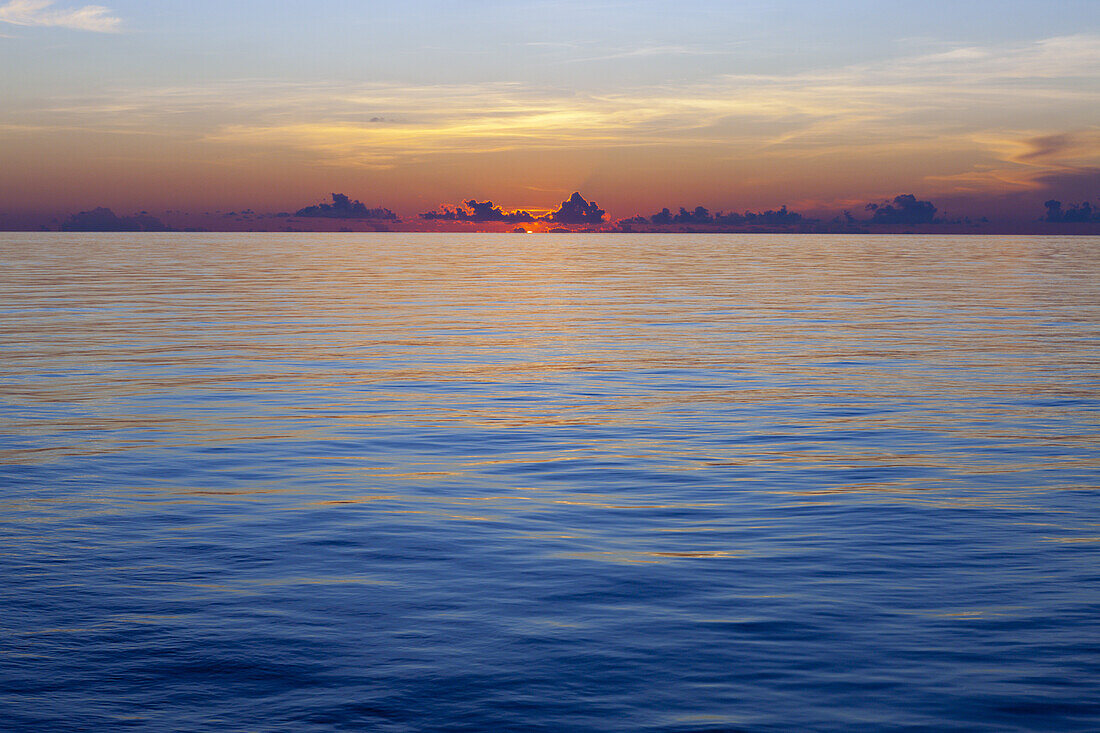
[420, 200, 535, 223]
[544, 192, 605, 225]
[60, 207, 165, 231]
[620, 195, 950, 232]
[1042, 199, 1099, 223]
[294, 193, 397, 220]
[420, 193, 605, 226]
[621, 204, 807, 231]
[0, 0, 121, 32]
[865, 194, 937, 226]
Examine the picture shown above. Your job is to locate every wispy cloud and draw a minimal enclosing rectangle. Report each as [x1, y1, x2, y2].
[0, 0, 121, 32]
[556, 44, 736, 65]
[204, 35, 1098, 173]
[927, 130, 1100, 194]
[6, 35, 1097, 200]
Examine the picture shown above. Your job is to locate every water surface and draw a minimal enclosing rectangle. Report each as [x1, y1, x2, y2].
[2, 233, 1099, 731]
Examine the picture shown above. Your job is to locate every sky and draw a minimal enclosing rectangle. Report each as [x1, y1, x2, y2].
[1, 0, 1098, 225]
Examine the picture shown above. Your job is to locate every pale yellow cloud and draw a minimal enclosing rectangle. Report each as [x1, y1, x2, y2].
[3, 34, 1097, 209]
[194, 35, 1097, 172]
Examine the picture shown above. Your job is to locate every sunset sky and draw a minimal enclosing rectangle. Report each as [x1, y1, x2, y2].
[1, 0, 1097, 224]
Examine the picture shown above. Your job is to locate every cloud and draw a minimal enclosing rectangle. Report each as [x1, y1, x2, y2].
[544, 192, 605, 225]
[927, 129, 1100, 197]
[1017, 134, 1076, 162]
[557, 44, 734, 65]
[865, 194, 937, 226]
[623, 195, 948, 232]
[294, 193, 397, 220]
[1042, 199, 1100, 223]
[0, 1, 121, 32]
[8, 34, 1097, 210]
[180, 35, 1096, 174]
[420, 200, 535, 223]
[623, 204, 807, 231]
[60, 207, 165, 231]
[420, 193, 605, 226]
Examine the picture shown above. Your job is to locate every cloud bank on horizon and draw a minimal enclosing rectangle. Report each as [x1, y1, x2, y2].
[46, 190, 1100, 234]
[0, 0, 1096, 223]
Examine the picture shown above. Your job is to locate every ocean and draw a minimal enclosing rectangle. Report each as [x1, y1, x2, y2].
[2, 233, 1099, 731]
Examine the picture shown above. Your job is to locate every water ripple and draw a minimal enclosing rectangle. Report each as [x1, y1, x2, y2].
[1, 233, 1099, 731]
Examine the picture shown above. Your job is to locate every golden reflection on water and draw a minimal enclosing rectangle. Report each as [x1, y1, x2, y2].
[2, 233, 1099, 566]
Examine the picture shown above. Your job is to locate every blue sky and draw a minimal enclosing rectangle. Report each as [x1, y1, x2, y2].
[7, 1, 1095, 87]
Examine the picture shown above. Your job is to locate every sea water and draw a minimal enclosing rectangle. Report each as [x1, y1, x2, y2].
[2, 233, 1099, 731]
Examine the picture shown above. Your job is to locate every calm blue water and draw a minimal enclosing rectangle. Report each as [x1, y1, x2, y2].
[2, 233, 1099, 731]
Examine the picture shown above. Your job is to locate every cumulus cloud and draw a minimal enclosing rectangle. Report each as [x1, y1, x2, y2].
[419, 193, 605, 226]
[0, 1, 121, 32]
[622, 196, 950, 231]
[865, 194, 937, 226]
[420, 200, 535, 223]
[60, 207, 166, 231]
[544, 192, 605, 225]
[625, 204, 807, 230]
[294, 193, 397, 220]
[1043, 198, 1100, 223]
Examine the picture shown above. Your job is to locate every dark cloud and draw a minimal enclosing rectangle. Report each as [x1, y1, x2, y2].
[614, 190, 1100, 233]
[544, 192, 605, 225]
[624, 204, 806, 230]
[1043, 199, 1099, 223]
[60, 207, 168, 232]
[865, 194, 936, 226]
[650, 208, 673, 225]
[420, 200, 535, 223]
[295, 193, 398, 220]
[733, 206, 805, 228]
[423, 193, 605, 226]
